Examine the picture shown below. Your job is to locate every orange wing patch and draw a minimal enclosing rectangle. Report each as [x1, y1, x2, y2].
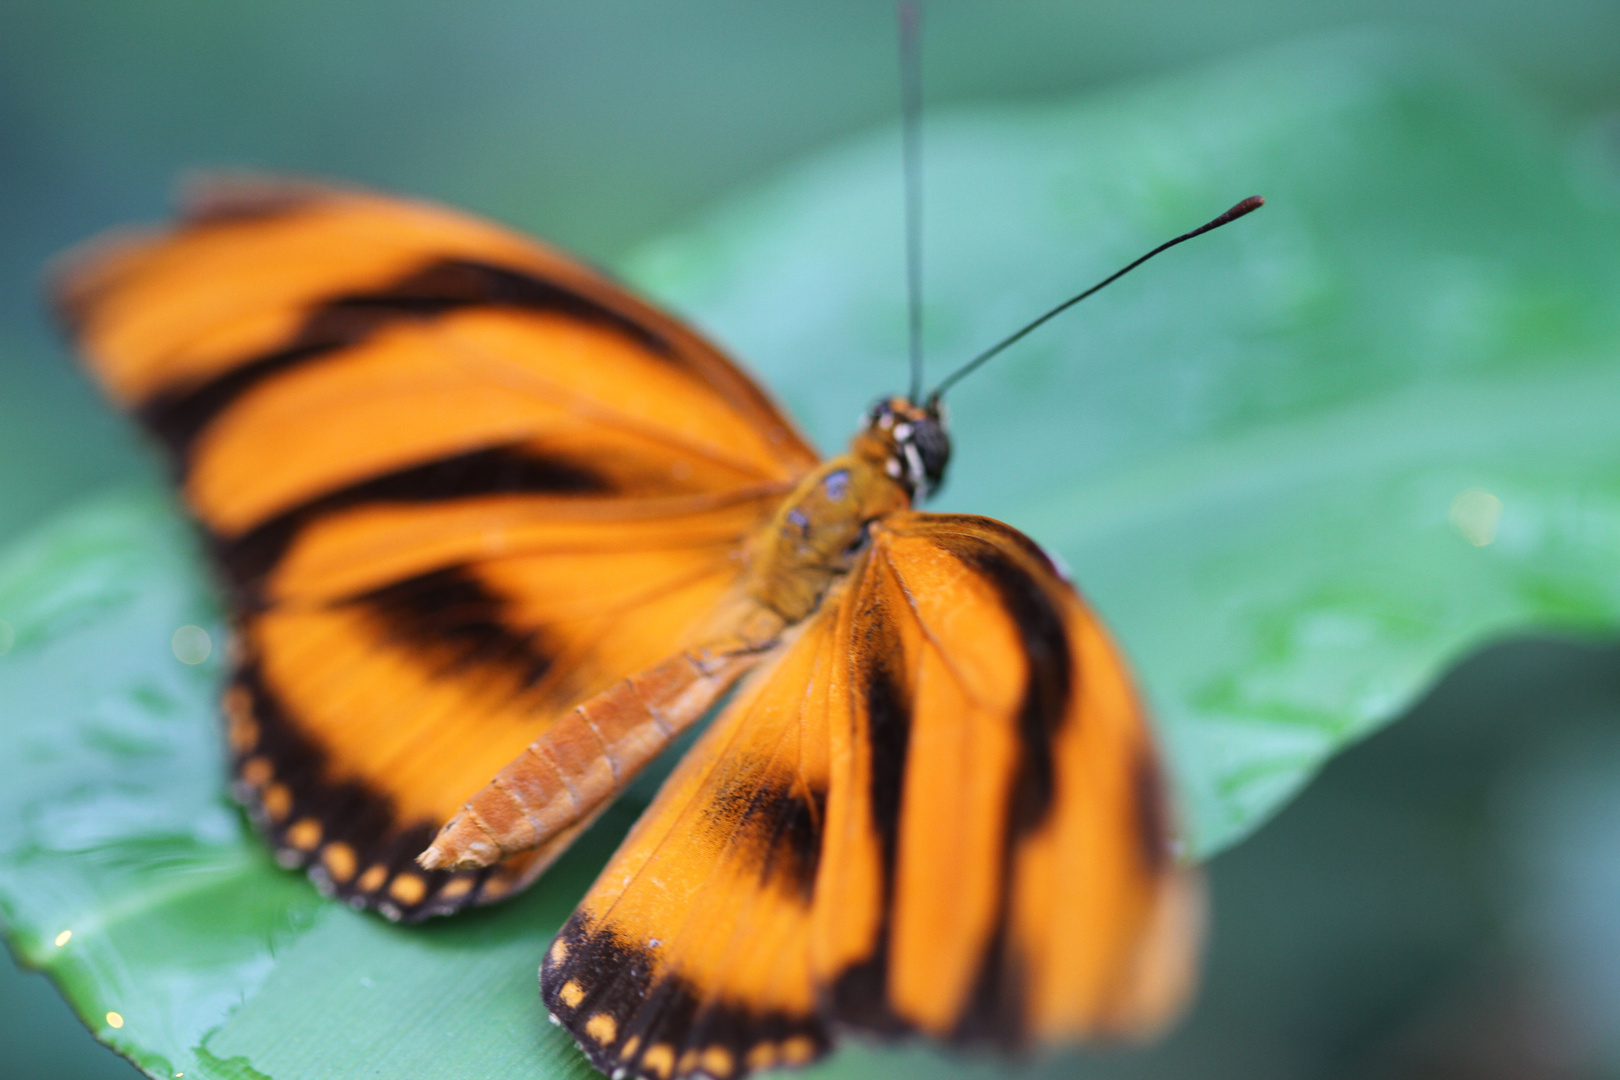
[55, 178, 820, 920]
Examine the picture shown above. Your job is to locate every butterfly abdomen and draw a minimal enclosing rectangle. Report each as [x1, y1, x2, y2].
[421, 645, 764, 871]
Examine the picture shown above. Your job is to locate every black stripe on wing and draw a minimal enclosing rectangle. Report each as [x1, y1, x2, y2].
[701, 772, 826, 906]
[347, 564, 561, 700]
[825, 569, 913, 1034]
[137, 257, 676, 461]
[216, 443, 611, 599]
[925, 524, 1073, 1047]
[926, 522, 1073, 840]
[544, 919, 829, 1080]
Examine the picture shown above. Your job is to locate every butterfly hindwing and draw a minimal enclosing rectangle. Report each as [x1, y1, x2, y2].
[543, 596, 846, 1080]
[56, 178, 820, 918]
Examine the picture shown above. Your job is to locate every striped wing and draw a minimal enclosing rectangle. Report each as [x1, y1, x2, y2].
[817, 512, 1199, 1045]
[542, 512, 1197, 1080]
[55, 178, 819, 919]
[543, 603, 843, 1080]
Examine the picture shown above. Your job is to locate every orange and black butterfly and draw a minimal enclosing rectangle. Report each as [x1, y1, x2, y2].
[54, 175, 1257, 1079]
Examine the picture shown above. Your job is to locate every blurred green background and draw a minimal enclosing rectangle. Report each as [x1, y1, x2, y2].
[3, 2, 1620, 1078]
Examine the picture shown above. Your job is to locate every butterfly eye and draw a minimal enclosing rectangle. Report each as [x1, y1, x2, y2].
[895, 416, 950, 500]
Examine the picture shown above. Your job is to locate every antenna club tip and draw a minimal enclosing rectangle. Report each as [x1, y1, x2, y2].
[1203, 195, 1265, 231]
[1230, 195, 1265, 217]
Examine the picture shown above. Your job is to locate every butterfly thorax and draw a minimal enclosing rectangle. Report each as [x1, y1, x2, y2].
[748, 397, 950, 625]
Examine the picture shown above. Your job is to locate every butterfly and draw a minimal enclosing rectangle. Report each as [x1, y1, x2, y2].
[54, 175, 1254, 1080]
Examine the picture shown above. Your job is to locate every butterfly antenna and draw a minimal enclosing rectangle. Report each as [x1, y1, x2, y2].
[899, 0, 925, 404]
[926, 195, 1266, 404]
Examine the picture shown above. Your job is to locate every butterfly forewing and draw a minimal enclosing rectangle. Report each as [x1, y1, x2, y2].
[824, 512, 1198, 1044]
[56, 179, 820, 919]
[57, 178, 816, 468]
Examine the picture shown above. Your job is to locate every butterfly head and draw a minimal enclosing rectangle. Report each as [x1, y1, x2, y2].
[859, 396, 951, 502]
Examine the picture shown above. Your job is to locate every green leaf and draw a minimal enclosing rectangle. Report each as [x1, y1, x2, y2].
[4, 33, 1620, 1080]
